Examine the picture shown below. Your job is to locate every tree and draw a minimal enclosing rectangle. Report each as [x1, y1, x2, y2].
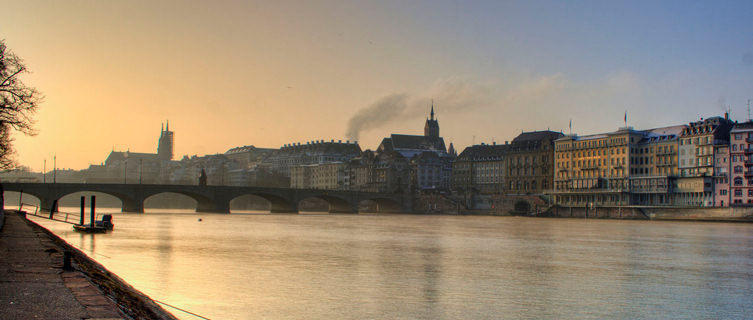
[0, 39, 40, 169]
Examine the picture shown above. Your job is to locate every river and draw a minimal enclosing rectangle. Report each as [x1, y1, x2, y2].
[28, 211, 753, 320]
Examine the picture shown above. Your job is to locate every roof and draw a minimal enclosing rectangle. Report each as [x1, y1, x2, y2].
[105, 151, 161, 165]
[731, 121, 753, 132]
[511, 130, 564, 143]
[456, 144, 509, 161]
[640, 125, 685, 143]
[377, 134, 447, 157]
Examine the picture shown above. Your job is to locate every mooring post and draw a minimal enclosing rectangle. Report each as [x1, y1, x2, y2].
[18, 190, 23, 210]
[63, 251, 73, 271]
[90, 195, 96, 227]
[50, 200, 58, 219]
[80, 196, 85, 225]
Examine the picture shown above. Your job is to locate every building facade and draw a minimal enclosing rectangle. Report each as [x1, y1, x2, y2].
[729, 122, 753, 205]
[451, 143, 508, 194]
[506, 131, 563, 195]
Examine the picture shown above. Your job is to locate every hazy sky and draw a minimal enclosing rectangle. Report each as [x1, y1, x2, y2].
[2, 0, 752, 171]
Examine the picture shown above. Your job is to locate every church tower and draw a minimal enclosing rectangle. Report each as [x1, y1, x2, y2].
[158, 121, 174, 160]
[424, 102, 440, 138]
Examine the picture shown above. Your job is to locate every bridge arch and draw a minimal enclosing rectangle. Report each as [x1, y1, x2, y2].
[56, 189, 137, 213]
[141, 190, 216, 213]
[143, 192, 199, 212]
[4, 191, 42, 210]
[228, 194, 273, 213]
[228, 192, 297, 213]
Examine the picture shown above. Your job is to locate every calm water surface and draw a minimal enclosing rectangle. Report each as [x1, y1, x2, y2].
[30, 211, 753, 320]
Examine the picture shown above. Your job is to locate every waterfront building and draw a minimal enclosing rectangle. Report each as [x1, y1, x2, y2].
[729, 121, 753, 205]
[714, 144, 730, 207]
[677, 116, 733, 206]
[224, 145, 275, 170]
[628, 126, 683, 206]
[262, 140, 361, 178]
[410, 151, 451, 191]
[451, 143, 509, 194]
[291, 162, 347, 190]
[346, 150, 410, 193]
[370, 105, 454, 192]
[551, 117, 738, 208]
[553, 126, 644, 207]
[506, 131, 563, 195]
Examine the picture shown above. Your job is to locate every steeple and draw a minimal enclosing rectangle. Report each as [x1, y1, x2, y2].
[430, 100, 435, 121]
[424, 102, 439, 138]
[158, 121, 174, 160]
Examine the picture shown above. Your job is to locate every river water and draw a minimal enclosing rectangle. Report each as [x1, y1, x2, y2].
[29, 211, 753, 320]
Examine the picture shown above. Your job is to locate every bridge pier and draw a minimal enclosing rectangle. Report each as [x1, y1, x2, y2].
[197, 200, 230, 213]
[122, 199, 144, 213]
[329, 202, 359, 214]
[270, 201, 298, 214]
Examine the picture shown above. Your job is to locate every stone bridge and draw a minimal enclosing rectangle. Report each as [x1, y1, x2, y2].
[2, 183, 411, 214]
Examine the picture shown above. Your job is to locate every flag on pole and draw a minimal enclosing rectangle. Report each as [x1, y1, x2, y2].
[569, 119, 572, 134]
[624, 111, 627, 126]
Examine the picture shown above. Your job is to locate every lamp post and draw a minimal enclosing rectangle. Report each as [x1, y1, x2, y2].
[43, 159, 46, 183]
[124, 159, 127, 184]
[53, 155, 56, 184]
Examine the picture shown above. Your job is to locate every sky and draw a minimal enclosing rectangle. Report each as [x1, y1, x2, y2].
[1, 0, 752, 171]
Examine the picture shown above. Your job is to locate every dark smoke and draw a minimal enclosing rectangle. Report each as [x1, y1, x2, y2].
[345, 93, 409, 141]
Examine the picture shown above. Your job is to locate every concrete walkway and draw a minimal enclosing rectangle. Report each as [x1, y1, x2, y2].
[0, 210, 124, 320]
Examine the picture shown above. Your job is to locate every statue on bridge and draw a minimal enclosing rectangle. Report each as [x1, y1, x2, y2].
[199, 169, 207, 186]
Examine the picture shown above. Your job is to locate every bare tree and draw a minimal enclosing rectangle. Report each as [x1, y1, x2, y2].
[0, 39, 40, 169]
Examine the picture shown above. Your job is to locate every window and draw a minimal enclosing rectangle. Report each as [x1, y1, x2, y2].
[734, 177, 743, 186]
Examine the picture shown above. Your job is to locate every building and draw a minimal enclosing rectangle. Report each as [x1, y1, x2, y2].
[506, 131, 563, 195]
[553, 126, 644, 207]
[451, 143, 509, 194]
[375, 105, 454, 192]
[224, 145, 275, 170]
[291, 162, 347, 190]
[628, 126, 683, 206]
[262, 140, 361, 178]
[714, 144, 730, 207]
[729, 121, 753, 205]
[157, 121, 174, 161]
[81, 122, 175, 184]
[677, 116, 733, 206]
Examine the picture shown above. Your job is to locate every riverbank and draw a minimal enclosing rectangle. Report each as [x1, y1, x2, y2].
[542, 205, 753, 222]
[0, 210, 177, 320]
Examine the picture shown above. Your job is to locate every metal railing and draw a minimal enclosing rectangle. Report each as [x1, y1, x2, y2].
[20, 202, 102, 225]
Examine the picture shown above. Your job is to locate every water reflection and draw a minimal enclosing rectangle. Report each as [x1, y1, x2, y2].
[29, 214, 753, 320]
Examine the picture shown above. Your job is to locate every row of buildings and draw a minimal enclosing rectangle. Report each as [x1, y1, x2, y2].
[8, 109, 753, 209]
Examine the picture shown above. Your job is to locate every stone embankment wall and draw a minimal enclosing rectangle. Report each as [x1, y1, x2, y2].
[545, 206, 753, 221]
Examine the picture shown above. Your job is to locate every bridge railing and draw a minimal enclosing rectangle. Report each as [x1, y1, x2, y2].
[20, 202, 102, 225]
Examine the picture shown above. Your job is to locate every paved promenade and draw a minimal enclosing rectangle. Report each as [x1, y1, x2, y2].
[0, 210, 124, 320]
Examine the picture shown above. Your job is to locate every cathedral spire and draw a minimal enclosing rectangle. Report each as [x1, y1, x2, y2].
[430, 100, 435, 120]
[166, 120, 169, 131]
